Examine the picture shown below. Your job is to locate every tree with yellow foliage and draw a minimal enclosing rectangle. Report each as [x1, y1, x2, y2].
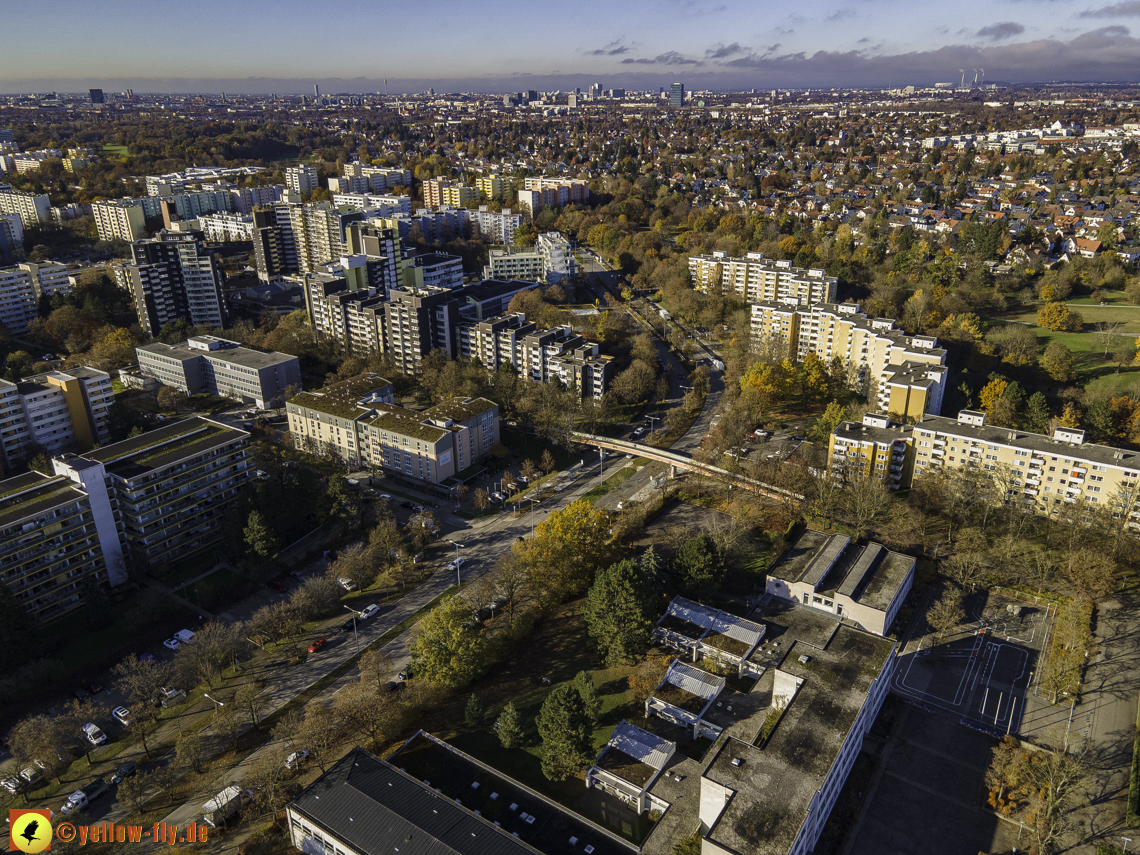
[1059, 402, 1082, 429]
[517, 498, 616, 604]
[978, 378, 1009, 414]
[1036, 302, 1084, 332]
[740, 362, 783, 418]
[1040, 341, 1077, 381]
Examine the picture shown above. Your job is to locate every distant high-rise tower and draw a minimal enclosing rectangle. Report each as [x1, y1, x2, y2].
[314, 84, 320, 98]
[670, 82, 685, 108]
[89, 88, 104, 105]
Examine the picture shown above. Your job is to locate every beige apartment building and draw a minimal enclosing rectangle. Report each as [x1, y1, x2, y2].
[830, 409, 1140, 527]
[690, 251, 838, 304]
[751, 300, 948, 416]
[286, 374, 500, 489]
[92, 199, 147, 242]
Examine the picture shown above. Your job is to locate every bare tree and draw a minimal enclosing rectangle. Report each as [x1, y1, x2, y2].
[113, 654, 172, 757]
[842, 469, 892, 536]
[328, 543, 375, 593]
[290, 575, 341, 620]
[926, 586, 964, 643]
[358, 648, 393, 691]
[1093, 321, 1126, 357]
[271, 708, 303, 754]
[491, 554, 531, 627]
[296, 702, 342, 772]
[1026, 749, 1088, 853]
[234, 681, 270, 731]
[246, 744, 294, 818]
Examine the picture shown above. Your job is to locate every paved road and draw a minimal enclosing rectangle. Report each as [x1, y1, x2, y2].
[108, 454, 644, 853]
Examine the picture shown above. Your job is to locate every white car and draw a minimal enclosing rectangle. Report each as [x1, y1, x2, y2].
[447, 557, 466, 572]
[82, 723, 107, 746]
[162, 638, 180, 651]
[337, 577, 358, 591]
[174, 629, 196, 644]
[377, 493, 392, 500]
[285, 749, 310, 770]
[1, 776, 19, 794]
[360, 604, 380, 619]
[112, 706, 134, 726]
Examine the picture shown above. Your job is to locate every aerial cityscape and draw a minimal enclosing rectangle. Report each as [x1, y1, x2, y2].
[2, 4, 1140, 855]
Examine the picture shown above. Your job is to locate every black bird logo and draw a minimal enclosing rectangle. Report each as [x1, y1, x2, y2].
[19, 819, 40, 846]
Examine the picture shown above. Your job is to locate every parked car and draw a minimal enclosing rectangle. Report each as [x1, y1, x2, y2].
[397, 665, 413, 681]
[360, 604, 380, 619]
[284, 750, 310, 770]
[83, 681, 103, 695]
[337, 577, 358, 591]
[82, 723, 107, 746]
[111, 760, 137, 784]
[112, 706, 134, 726]
[400, 501, 415, 509]
[446, 557, 466, 572]
[268, 580, 288, 593]
[339, 619, 357, 633]
[162, 638, 181, 651]
[377, 493, 392, 500]
[1, 776, 20, 794]
[158, 688, 186, 708]
[138, 653, 158, 665]
[516, 475, 529, 486]
[307, 638, 327, 654]
[489, 493, 503, 504]
[73, 687, 91, 702]
[19, 763, 44, 785]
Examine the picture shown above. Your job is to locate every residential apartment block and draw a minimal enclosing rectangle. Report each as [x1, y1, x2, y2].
[114, 229, 229, 335]
[422, 178, 476, 208]
[0, 416, 251, 623]
[285, 164, 319, 195]
[287, 374, 499, 488]
[484, 232, 575, 283]
[475, 173, 517, 199]
[330, 193, 411, 217]
[470, 205, 521, 244]
[339, 162, 411, 195]
[0, 189, 51, 228]
[136, 335, 302, 408]
[457, 312, 614, 399]
[0, 470, 122, 624]
[827, 412, 916, 491]
[197, 212, 254, 242]
[92, 199, 148, 242]
[690, 251, 838, 304]
[515, 177, 589, 213]
[750, 300, 948, 416]
[0, 367, 114, 473]
[0, 262, 76, 333]
[55, 417, 252, 569]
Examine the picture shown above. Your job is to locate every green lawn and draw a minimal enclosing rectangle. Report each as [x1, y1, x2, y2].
[101, 145, 130, 156]
[583, 465, 638, 502]
[1066, 290, 1129, 305]
[1029, 326, 1140, 388]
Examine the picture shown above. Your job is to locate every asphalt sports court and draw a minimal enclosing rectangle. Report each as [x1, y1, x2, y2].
[891, 590, 1052, 736]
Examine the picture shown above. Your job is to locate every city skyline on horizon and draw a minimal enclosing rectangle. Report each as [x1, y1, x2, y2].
[3, 0, 1140, 94]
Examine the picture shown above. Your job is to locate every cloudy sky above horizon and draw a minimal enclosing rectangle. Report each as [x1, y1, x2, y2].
[3, 0, 1140, 92]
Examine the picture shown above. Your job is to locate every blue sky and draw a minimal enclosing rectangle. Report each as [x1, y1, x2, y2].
[3, 0, 1140, 92]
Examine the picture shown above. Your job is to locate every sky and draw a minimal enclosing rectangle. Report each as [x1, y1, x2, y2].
[3, 0, 1140, 93]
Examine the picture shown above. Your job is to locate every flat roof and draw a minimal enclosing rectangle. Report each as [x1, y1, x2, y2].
[289, 374, 394, 421]
[703, 619, 895, 855]
[368, 406, 450, 443]
[0, 472, 86, 529]
[768, 529, 849, 587]
[426, 397, 498, 425]
[390, 734, 634, 855]
[289, 747, 534, 855]
[915, 412, 1140, 470]
[83, 417, 247, 479]
[137, 340, 296, 371]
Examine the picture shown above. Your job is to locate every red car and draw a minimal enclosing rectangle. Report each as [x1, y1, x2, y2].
[268, 580, 288, 593]
[308, 638, 327, 654]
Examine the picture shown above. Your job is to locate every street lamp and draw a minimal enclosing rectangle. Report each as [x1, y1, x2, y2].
[1122, 838, 1133, 853]
[342, 605, 359, 653]
[203, 693, 224, 716]
[446, 540, 463, 587]
[646, 415, 661, 436]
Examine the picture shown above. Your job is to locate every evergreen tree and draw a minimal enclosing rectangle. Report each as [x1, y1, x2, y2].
[1025, 392, 1051, 434]
[574, 671, 601, 723]
[583, 559, 657, 665]
[465, 694, 484, 728]
[496, 702, 522, 749]
[673, 534, 727, 601]
[244, 510, 279, 559]
[536, 685, 593, 781]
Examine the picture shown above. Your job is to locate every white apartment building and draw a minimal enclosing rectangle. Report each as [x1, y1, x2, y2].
[0, 367, 114, 473]
[285, 165, 319, 195]
[330, 193, 411, 216]
[339, 163, 411, 194]
[0, 262, 75, 333]
[0, 189, 51, 228]
[197, 212, 254, 242]
[470, 205, 521, 244]
[92, 200, 147, 242]
[690, 251, 838, 304]
[484, 232, 575, 283]
[136, 335, 302, 408]
[750, 300, 948, 416]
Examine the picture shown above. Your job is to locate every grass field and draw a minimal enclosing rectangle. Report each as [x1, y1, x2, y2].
[100, 145, 130, 156]
[412, 599, 655, 842]
[583, 464, 638, 501]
